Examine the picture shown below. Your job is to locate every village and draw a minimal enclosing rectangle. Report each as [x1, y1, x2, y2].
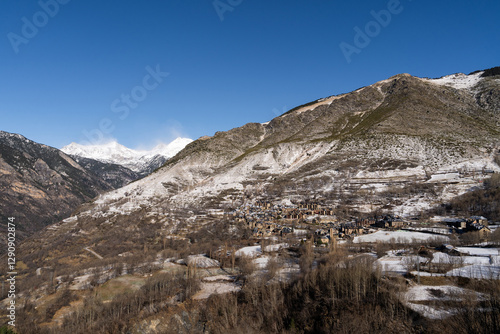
[222, 199, 493, 247]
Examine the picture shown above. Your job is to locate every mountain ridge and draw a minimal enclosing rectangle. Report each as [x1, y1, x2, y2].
[61, 137, 193, 176]
[94, 68, 500, 214]
[15, 67, 500, 266]
[0, 130, 114, 237]
[0, 130, 154, 237]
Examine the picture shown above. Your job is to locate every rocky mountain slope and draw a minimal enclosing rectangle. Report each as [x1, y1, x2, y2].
[61, 137, 193, 176]
[91, 68, 500, 211]
[0, 131, 135, 237]
[66, 155, 140, 189]
[17, 67, 500, 264]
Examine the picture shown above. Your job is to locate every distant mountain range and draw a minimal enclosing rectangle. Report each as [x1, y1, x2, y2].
[0, 133, 192, 237]
[61, 138, 193, 176]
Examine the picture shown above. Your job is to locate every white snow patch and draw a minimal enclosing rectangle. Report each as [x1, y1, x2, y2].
[354, 166, 426, 180]
[254, 256, 270, 269]
[456, 247, 499, 256]
[446, 264, 500, 279]
[406, 285, 469, 302]
[406, 303, 454, 319]
[186, 255, 220, 268]
[62, 216, 78, 223]
[235, 246, 262, 257]
[376, 256, 408, 275]
[264, 243, 289, 252]
[354, 231, 449, 244]
[193, 282, 240, 300]
[404, 284, 482, 319]
[203, 275, 234, 282]
[424, 72, 483, 90]
[428, 173, 460, 182]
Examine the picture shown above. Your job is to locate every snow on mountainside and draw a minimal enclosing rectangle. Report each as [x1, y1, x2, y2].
[16, 67, 500, 283]
[82, 68, 500, 218]
[148, 138, 194, 157]
[61, 137, 193, 174]
[424, 71, 484, 90]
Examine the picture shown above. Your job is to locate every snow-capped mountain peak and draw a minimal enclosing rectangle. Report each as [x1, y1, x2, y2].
[61, 137, 193, 174]
[62, 141, 137, 161]
[147, 138, 194, 158]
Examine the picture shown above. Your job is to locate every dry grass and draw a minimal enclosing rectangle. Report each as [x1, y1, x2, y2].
[96, 275, 146, 302]
[416, 275, 453, 286]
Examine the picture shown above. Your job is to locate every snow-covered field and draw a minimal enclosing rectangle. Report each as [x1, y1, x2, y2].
[431, 252, 492, 266]
[404, 284, 484, 319]
[428, 173, 460, 182]
[376, 256, 413, 275]
[203, 275, 235, 282]
[354, 230, 449, 244]
[264, 243, 289, 252]
[447, 264, 500, 279]
[456, 247, 499, 256]
[374, 244, 500, 280]
[235, 246, 262, 257]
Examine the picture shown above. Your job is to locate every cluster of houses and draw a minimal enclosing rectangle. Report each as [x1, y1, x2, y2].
[225, 200, 412, 243]
[442, 216, 491, 238]
[313, 215, 408, 244]
[225, 200, 340, 238]
[314, 223, 363, 244]
[224, 200, 493, 246]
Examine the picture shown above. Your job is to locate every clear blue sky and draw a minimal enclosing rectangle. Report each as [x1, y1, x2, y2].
[1, 0, 499, 149]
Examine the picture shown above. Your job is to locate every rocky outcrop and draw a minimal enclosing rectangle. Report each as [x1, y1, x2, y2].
[68, 155, 140, 188]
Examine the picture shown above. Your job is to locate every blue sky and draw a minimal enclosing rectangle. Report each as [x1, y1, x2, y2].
[1, 0, 499, 149]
